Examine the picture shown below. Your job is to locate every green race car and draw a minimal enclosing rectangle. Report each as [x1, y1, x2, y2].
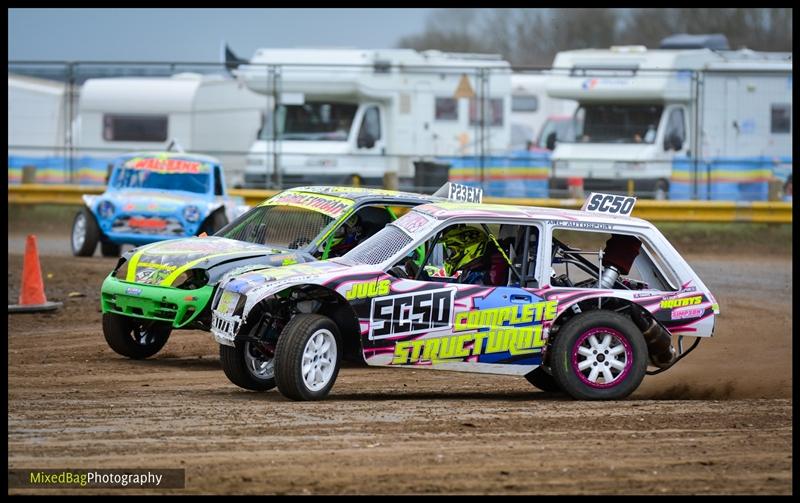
[101, 186, 437, 359]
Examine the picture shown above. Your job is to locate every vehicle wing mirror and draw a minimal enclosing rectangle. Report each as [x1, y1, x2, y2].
[545, 131, 557, 151]
[358, 134, 376, 149]
[664, 132, 683, 151]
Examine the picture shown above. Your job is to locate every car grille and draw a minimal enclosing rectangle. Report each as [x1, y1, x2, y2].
[112, 215, 185, 235]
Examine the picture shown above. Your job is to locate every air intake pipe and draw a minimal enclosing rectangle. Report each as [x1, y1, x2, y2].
[599, 234, 642, 289]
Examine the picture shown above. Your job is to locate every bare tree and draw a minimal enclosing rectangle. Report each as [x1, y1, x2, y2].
[397, 8, 793, 65]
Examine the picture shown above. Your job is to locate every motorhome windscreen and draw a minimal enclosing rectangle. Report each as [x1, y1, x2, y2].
[217, 205, 334, 249]
[265, 102, 358, 141]
[538, 118, 578, 144]
[571, 104, 663, 144]
[111, 160, 210, 194]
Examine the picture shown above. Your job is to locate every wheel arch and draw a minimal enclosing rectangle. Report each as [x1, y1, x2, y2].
[239, 283, 363, 364]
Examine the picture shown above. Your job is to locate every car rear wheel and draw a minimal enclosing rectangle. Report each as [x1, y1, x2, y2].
[72, 208, 100, 257]
[102, 313, 171, 359]
[551, 310, 647, 400]
[220, 340, 277, 391]
[274, 314, 341, 401]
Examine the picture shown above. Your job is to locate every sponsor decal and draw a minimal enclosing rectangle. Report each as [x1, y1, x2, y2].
[370, 288, 454, 340]
[218, 291, 239, 316]
[344, 279, 390, 301]
[392, 328, 547, 364]
[660, 295, 702, 309]
[394, 212, 435, 236]
[547, 220, 614, 231]
[124, 157, 209, 174]
[125, 287, 142, 296]
[671, 307, 704, 320]
[263, 192, 352, 218]
[391, 300, 558, 365]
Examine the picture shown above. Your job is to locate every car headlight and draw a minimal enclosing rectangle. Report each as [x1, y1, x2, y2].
[113, 257, 130, 280]
[183, 205, 201, 223]
[98, 200, 115, 218]
[173, 269, 209, 290]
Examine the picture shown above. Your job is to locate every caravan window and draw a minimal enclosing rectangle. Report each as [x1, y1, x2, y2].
[103, 114, 168, 142]
[512, 95, 539, 113]
[771, 104, 791, 133]
[469, 98, 504, 126]
[569, 104, 663, 144]
[435, 98, 458, 121]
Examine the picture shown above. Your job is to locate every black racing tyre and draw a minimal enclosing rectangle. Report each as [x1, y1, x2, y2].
[524, 366, 562, 393]
[551, 310, 648, 400]
[101, 241, 122, 257]
[200, 210, 228, 235]
[102, 313, 172, 359]
[220, 340, 277, 391]
[274, 314, 342, 401]
[71, 207, 101, 257]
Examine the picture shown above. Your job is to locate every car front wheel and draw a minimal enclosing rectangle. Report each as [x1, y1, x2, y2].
[274, 314, 341, 401]
[220, 340, 277, 391]
[102, 313, 171, 359]
[72, 208, 100, 257]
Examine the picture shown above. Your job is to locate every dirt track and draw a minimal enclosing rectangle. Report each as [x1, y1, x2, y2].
[7, 249, 793, 494]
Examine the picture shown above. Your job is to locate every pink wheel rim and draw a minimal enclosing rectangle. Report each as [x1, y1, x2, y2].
[571, 327, 633, 389]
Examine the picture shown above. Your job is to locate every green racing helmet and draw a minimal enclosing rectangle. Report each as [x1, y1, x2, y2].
[441, 226, 489, 276]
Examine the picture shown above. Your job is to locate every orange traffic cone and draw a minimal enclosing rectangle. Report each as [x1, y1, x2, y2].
[8, 235, 62, 313]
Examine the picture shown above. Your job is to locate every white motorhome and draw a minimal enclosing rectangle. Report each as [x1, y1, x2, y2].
[235, 48, 512, 188]
[76, 73, 265, 186]
[546, 41, 792, 197]
[509, 73, 577, 150]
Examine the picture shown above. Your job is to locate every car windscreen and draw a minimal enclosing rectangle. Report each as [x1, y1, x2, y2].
[568, 104, 663, 144]
[111, 157, 211, 194]
[217, 205, 335, 249]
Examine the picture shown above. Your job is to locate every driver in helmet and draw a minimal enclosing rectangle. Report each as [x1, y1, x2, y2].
[439, 226, 492, 285]
[328, 214, 364, 257]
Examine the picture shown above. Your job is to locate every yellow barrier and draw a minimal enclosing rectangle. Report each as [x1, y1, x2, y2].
[7, 184, 792, 223]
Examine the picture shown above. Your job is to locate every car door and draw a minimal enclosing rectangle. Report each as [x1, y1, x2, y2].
[357, 219, 551, 375]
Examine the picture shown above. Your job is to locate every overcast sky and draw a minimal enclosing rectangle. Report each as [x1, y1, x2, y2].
[8, 8, 435, 62]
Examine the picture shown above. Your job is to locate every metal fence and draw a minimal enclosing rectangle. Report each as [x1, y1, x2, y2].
[8, 60, 793, 201]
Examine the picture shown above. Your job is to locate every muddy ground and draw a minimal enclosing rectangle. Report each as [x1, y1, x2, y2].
[7, 225, 793, 494]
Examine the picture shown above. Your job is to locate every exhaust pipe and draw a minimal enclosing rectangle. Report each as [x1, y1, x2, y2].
[630, 307, 677, 369]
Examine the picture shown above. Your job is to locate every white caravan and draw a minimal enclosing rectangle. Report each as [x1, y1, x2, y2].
[509, 73, 577, 150]
[76, 73, 265, 186]
[235, 48, 512, 188]
[546, 43, 792, 196]
[8, 73, 69, 159]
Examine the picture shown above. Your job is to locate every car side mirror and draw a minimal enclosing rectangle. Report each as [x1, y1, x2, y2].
[358, 134, 376, 149]
[545, 132, 557, 151]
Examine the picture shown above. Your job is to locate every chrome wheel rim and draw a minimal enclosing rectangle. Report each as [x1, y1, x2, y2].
[72, 213, 87, 251]
[244, 341, 275, 380]
[301, 329, 336, 392]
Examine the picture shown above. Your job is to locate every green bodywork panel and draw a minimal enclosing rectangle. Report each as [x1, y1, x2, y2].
[101, 274, 215, 328]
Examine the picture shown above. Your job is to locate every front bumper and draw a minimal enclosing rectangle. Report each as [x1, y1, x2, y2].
[101, 275, 214, 328]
